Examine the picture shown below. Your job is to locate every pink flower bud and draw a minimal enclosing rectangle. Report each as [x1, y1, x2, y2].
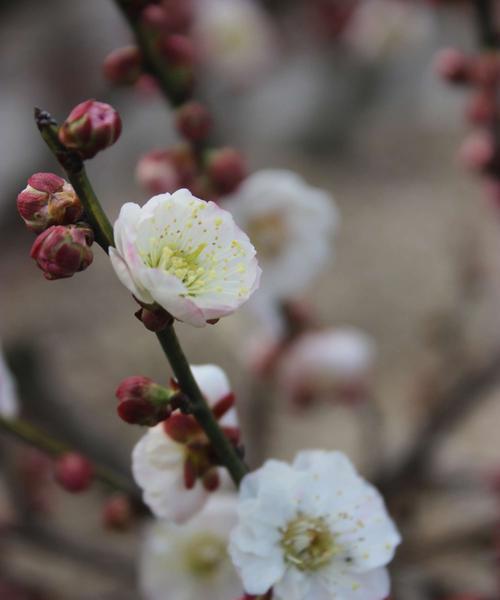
[30, 224, 93, 280]
[55, 453, 94, 493]
[471, 53, 500, 87]
[434, 48, 471, 84]
[59, 100, 122, 159]
[141, 1, 194, 34]
[458, 131, 495, 172]
[102, 494, 133, 531]
[17, 172, 83, 233]
[160, 34, 195, 66]
[207, 147, 247, 194]
[175, 101, 212, 142]
[466, 90, 497, 125]
[136, 146, 196, 194]
[116, 376, 172, 426]
[103, 46, 143, 85]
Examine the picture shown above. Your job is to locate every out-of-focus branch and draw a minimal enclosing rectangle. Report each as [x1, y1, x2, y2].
[378, 349, 500, 493]
[473, 0, 500, 50]
[0, 416, 136, 496]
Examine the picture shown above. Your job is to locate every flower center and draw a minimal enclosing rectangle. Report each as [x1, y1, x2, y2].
[247, 212, 287, 259]
[183, 532, 228, 579]
[280, 514, 338, 572]
[146, 243, 209, 296]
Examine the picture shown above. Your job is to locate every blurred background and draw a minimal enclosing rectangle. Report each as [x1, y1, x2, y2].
[2, 0, 500, 598]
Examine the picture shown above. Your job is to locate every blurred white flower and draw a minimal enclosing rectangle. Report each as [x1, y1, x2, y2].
[343, 0, 432, 62]
[0, 345, 19, 419]
[277, 327, 376, 404]
[132, 364, 237, 523]
[110, 189, 260, 327]
[193, 0, 278, 88]
[230, 450, 401, 600]
[140, 494, 241, 600]
[225, 169, 338, 306]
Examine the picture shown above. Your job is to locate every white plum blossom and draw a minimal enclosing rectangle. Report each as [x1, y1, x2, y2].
[277, 327, 376, 403]
[132, 364, 237, 523]
[140, 494, 241, 600]
[343, 0, 432, 62]
[110, 189, 261, 327]
[225, 170, 338, 318]
[0, 344, 19, 419]
[229, 450, 401, 600]
[193, 0, 277, 88]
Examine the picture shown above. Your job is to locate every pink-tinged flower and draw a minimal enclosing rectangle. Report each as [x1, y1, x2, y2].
[110, 189, 260, 327]
[17, 172, 83, 233]
[140, 495, 241, 600]
[30, 224, 94, 280]
[59, 99, 122, 159]
[193, 0, 277, 88]
[132, 364, 238, 522]
[229, 450, 401, 600]
[0, 344, 19, 419]
[277, 327, 376, 407]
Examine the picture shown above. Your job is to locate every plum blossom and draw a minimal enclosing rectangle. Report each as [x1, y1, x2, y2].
[224, 170, 338, 330]
[109, 189, 260, 327]
[277, 327, 376, 406]
[140, 494, 241, 600]
[132, 364, 238, 523]
[0, 345, 19, 419]
[229, 450, 401, 600]
[193, 0, 277, 88]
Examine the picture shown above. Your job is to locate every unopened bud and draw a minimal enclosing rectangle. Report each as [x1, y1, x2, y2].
[136, 146, 196, 194]
[466, 90, 497, 125]
[103, 46, 143, 85]
[55, 452, 94, 493]
[207, 147, 247, 194]
[116, 376, 172, 426]
[471, 53, 500, 87]
[458, 131, 495, 173]
[175, 101, 212, 142]
[17, 173, 83, 233]
[434, 48, 471, 84]
[30, 224, 93, 280]
[160, 34, 195, 66]
[59, 100, 122, 159]
[102, 494, 133, 530]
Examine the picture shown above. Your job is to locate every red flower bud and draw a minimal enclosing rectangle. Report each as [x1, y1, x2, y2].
[175, 101, 212, 142]
[103, 46, 143, 85]
[471, 53, 500, 87]
[466, 90, 497, 125]
[59, 100, 122, 159]
[136, 146, 196, 194]
[55, 453, 94, 493]
[458, 132, 495, 173]
[17, 172, 83, 233]
[160, 34, 195, 67]
[207, 147, 247, 194]
[102, 494, 133, 530]
[434, 48, 471, 84]
[142, 1, 194, 34]
[135, 305, 173, 332]
[30, 224, 94, 280]
[116, 376, 172, 426]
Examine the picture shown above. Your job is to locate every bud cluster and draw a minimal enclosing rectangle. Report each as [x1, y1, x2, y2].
[103, 0, 195, 100]
[435, 47, 500, 205]
[17, 173, 96, 280]
[136, 142, 246, 200]
[116, 375, 174, 426]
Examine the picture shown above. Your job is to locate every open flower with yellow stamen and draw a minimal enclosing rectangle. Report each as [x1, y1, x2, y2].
[140, 494, 242, 600]
[229, 450, 401, 600]
[109, 189, 261, 327]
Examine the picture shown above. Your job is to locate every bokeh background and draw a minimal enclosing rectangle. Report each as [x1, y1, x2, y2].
[2, 1, 500, 598]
